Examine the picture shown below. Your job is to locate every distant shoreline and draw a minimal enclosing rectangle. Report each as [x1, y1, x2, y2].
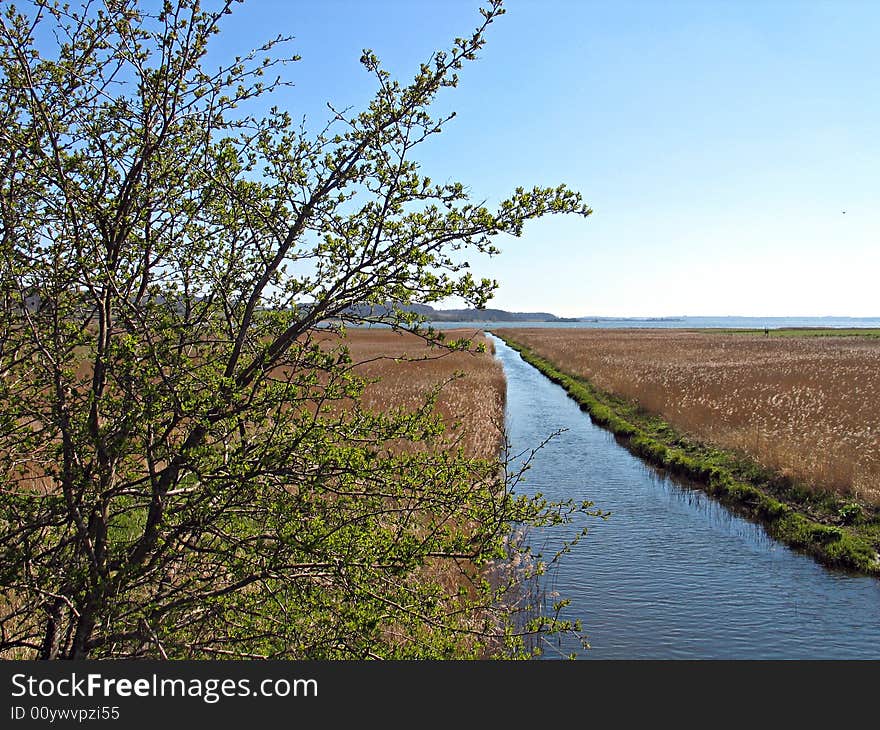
[418, 315, 880, 330]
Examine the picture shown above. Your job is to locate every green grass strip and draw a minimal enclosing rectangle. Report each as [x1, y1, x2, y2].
[495, 333, 880, 577]
[693, 328, 880, 338]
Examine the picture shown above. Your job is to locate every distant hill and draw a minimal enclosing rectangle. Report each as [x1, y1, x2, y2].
[427, 306, 568, 322]
[342, 302, 571, 322]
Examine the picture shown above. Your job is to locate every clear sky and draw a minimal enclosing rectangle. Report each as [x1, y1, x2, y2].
[216, 1, 879, 317]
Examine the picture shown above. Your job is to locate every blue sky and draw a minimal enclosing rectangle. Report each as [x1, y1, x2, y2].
[216, 1, 879, 316]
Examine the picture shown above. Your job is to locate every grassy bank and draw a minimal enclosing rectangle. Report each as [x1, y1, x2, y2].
[694, 328, 880, 338]
[494, 333, 880, 577]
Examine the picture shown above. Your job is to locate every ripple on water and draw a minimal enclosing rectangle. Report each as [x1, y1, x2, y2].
[490, 334, 880, 659]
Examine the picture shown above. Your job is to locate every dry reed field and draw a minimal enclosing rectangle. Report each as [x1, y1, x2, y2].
[321, 327, 505, 460]
[3, 327, 504, 494]
[503, 328, 880, 504]
[0, 329, 508, 658]
[325, 328, 513, 653]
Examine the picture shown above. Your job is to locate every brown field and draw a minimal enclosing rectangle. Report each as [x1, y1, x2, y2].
[328, 328, 512, 654]
[0, 328, 508, 658]
[9, 327, 505, 492]
[324, 328, 505, 459]
[502, 328, 880, 504]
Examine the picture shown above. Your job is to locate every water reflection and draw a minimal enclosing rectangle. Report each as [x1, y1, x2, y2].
[641, 467, 781, 552]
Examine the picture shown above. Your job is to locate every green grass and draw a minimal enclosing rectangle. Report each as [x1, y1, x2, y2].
[495, 332, 880, 577]
[691, 328, 880, 338]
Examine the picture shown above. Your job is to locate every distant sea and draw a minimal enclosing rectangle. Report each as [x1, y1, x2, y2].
[426, 316, 880, 330]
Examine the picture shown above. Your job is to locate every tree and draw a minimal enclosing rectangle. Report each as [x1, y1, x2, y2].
[0, 0, 593, 659]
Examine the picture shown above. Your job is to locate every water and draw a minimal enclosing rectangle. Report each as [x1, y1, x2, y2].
[490, 334, 880, 659]
[428, 315, 880, 330]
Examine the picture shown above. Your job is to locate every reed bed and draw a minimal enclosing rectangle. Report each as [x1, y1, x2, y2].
[2, 328, 504, 493]
[502, 328, 880, 505]
[328, 328, 516, 654]
[322, 328, 505, 459]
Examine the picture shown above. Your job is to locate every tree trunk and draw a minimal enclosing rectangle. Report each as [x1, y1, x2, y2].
[39, 598, 66, 660]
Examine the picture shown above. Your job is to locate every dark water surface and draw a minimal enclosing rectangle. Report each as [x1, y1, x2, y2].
[430, 315, 880, 330]
[490, 334, 880, 659]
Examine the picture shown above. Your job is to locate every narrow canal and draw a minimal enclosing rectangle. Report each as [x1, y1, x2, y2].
[490, 334, 880, 659]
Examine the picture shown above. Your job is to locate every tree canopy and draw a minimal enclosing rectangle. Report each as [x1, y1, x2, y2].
[0, 0, 593, 659]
